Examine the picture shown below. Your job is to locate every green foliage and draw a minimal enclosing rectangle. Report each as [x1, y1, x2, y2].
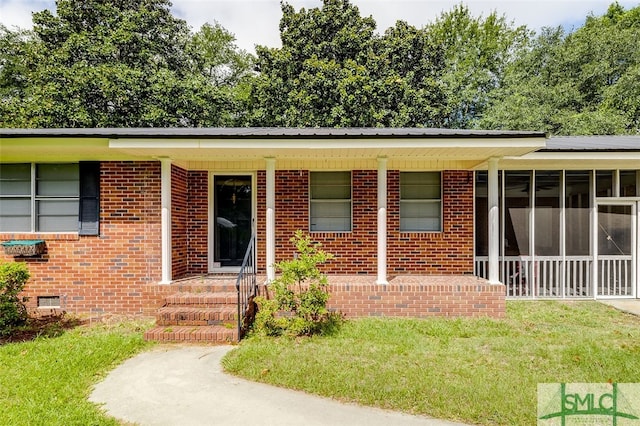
[246, 0, 448, 127]
[480, 3, 640, 135]
[0, 262, 30, 337]
[0, 0, 252, 127]
[254, 231, 340, 337]
[0, 319, 152, 425]
[225, 301, 640, 425]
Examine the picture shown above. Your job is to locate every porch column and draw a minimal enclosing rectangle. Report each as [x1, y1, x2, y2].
[160, 158, 172, 284]
[265, 157, 276, 283]
[488, 157, 500, 284]
[377, 157, 388, 285]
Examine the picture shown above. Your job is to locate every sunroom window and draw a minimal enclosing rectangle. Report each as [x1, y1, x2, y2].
[310, 171, 351, 232]
[400, 172, 441, 232]
[0, 163, 79, 232]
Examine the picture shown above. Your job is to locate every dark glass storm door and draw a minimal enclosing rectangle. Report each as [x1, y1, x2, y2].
[213, 175, 252, 267]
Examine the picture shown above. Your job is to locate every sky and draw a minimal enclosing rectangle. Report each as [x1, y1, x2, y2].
[0, 0, 635, 53]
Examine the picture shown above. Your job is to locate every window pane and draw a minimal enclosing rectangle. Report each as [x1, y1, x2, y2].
[596, 170, 613, 197]
[620, 170, 637, 197]
[0, 163, 31, 195]
[400, 201, 441, 231]
[37, 164, 79, 196]
[310, 172, 350, 199]
[310, 201, 351, 231]
[598, 205, 632, 256]
[565, 171, 591, 256]
[400, 172, 440, 199]
[37, 200, 78, 232]
[310, 172, 351, 231]
[0, 198, 30, 232]
[504, 171, 530, 256]
[534, 171, 560, 256]
[475, 171, 488, 256]
[400, 172, 442, 232]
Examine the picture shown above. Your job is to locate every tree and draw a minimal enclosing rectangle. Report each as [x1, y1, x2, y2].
[0, 0, 249, 127]
[245, 0, 448, 127]
[480, 3, 640, 135]
[426, 5, 530, 128]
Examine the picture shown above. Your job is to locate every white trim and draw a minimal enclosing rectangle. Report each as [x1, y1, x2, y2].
[160, 159, 172, 284]
[377, 157, 388, 285]
[488, 157, 500, 284]
[265, 158, 276, 283]
[208, 172, 257, 273]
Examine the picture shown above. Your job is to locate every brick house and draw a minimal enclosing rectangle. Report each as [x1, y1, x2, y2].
[1, 129, 638, 340]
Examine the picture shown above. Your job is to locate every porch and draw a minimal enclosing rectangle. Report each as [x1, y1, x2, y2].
[143, 274, 505, 343]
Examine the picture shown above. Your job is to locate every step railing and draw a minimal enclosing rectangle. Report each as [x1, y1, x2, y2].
[236, 233, 257, 340]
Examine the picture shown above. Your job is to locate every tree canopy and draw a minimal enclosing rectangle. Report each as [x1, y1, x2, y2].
[0, 0, 638, 135]
[0, 0, 252, 127]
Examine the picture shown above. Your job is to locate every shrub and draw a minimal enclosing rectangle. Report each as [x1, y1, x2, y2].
[254, 231, 342, 337]
[0, 262, 30, 337]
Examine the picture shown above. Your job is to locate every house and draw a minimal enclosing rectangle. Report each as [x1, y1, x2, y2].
[1, 128, 638, 341]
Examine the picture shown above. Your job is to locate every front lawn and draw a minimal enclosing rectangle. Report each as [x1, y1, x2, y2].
[223, 301, 640, 425]
[0, 318, 153, 425]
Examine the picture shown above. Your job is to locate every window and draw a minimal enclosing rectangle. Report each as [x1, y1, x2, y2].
[0, 163, 99, 234]
[400, 172, 441, 232]
[310, 171, 351, 232]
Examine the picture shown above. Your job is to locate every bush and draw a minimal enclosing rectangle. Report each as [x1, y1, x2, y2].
[254, 231, 342, 337]
[0, 262, 30, 337]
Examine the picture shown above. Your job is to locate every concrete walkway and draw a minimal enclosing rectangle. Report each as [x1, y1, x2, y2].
[90, 345, 468, 426]
[600, 299, 640, 317]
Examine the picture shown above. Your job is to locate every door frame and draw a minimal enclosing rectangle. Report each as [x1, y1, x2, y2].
[593, 199, 638, 299]
[208, 172, 257, 273]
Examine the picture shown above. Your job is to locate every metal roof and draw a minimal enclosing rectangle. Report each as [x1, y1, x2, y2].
[545, 135, 640, 151]
[0, 127, 545, 139]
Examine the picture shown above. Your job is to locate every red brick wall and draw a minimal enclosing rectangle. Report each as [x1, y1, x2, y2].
[187, 171, 208, 274]
[1, 161, 162, 315]
[257, 170, 474, 275]
[172, 165, 188, 279]
[327, 280, 505, 318]
[387, 170, 474, 274]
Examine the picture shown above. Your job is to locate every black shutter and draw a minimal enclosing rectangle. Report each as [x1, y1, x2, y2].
[79, 162, 100, 236]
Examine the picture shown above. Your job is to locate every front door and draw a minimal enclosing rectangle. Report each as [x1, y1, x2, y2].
[213, 175, 252, 267]
[596, 203, 636, 297]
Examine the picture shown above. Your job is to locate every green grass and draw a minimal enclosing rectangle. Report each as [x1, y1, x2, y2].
[223, 301, 640, 425]
[0, 318, 154, 425]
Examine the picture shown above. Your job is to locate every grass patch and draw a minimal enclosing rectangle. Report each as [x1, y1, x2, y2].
[0, 317, 154, 425]
[223, 301, 640, 425]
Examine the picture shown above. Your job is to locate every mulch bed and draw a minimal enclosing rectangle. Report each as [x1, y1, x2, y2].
[0, 313, 82, 344]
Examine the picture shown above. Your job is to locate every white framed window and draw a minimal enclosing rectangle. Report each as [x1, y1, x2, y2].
[0, 163, 80, 232]
[310, 171, 351, 232]
[400, 172, 442, 232]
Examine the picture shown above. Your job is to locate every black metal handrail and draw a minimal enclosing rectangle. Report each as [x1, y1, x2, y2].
[236, 233, 257, 340]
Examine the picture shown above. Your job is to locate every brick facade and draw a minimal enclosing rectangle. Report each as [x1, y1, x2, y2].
[256, 170, 474, 275]
[1, 161, 163, 315]
[3, 164, 481, 316]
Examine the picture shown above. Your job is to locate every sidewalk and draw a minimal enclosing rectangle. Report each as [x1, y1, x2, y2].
[90, 345, 469, 426]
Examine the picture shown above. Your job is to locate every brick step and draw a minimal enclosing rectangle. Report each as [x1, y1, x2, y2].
[144, 325, 238, 343]
[156, 306, 237, 326]
[164, 292, 238, 306]
[166, 281, 238, 293]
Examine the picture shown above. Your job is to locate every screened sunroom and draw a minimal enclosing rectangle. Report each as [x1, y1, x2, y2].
[474, 136, 640, 299]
